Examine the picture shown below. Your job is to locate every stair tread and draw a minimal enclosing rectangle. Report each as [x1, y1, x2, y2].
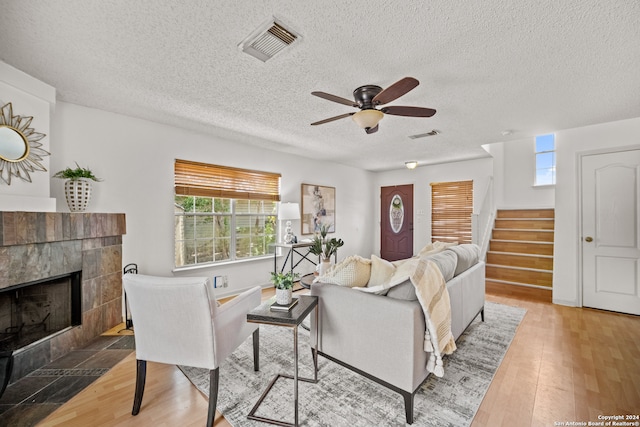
[496, 218, 555, 220]
[490, 239, 554, 244]
[494, 228, 554, 232]
[487, 251, 554, 258]
[486, 263, 553, 273]
[485, 279, 553, 290]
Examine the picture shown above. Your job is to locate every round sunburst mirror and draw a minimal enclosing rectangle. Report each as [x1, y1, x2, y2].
[0, 102, 50, 184]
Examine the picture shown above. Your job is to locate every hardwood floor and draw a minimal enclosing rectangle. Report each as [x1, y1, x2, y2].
[474, 283, 640, 426]
[38, 284, 640, 427]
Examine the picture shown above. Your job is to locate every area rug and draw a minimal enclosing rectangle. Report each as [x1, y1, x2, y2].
[179, 301, 525, 427]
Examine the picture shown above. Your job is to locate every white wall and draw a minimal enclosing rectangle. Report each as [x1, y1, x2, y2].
[50, 102, 375, 297]
[552, 116, 640, 306]
[40, 93, 640, 307]
[372, 158, 493, 256]
[0, 61, 56, 211]
[486, 139, 555, 209]
[486, 120, 640, 306]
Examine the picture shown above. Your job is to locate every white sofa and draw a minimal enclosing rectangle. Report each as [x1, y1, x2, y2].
[310, 244, 485, 424]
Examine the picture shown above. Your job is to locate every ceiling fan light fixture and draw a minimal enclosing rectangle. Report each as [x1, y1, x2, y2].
[405, 161, 418, 169]
[351, 109, 384, 130]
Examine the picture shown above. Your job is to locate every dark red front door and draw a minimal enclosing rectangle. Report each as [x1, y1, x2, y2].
[380, 184, 413, 261]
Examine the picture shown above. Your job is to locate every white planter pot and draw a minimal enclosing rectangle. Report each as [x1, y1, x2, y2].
[64, 178, 93, 212]
[275, 288, 293, 305]
[319, 259, 332, 276]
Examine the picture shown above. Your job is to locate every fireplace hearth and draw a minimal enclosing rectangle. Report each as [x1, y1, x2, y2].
[0, 211, 126, 391]
[0, 271, 82, 398]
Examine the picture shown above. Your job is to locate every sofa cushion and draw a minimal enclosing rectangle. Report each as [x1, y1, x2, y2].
[447, 244, 480, 276]
[429, 250, 458, 282]
[315, 255, 371, 287]
[385, 280, 417, 300]
[386, 250, 458, 300]
[416, 241, 457, 258]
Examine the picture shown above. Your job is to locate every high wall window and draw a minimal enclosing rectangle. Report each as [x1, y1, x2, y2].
[431, 180, 473, 244]
[174, 159, 280, 268]
[535, 133, 556, 186]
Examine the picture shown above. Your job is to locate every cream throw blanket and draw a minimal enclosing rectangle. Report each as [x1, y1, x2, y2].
[410, 258, 457, 377]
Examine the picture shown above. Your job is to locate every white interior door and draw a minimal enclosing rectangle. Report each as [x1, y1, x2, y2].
[582, 149, 640, 315]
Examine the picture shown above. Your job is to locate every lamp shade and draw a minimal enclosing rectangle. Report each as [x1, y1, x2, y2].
[278, 202, 300, 220]
[351, 109, 384, 129]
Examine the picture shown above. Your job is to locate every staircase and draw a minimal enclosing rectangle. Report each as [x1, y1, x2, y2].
[485, 209, 554, 290]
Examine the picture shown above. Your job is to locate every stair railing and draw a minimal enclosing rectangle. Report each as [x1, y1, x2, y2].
[471, 177, 495, 261]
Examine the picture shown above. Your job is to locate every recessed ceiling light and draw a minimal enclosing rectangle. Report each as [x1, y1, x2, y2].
[405, 161, 418, 169]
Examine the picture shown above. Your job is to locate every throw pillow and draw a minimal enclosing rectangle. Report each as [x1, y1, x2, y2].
[447, 244, 480, 276]
[368, 255, 395, 287]
[359, 257, 420, 295]
[315, 255, 371, 287]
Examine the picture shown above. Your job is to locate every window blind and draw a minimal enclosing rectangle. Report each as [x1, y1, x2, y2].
[175, 159, 281, 201]
[431, 180, 473, 244]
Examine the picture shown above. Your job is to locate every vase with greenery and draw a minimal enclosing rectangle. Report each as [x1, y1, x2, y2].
[53, 162, 102, 212]
[270, 271, 299, 304]
[309, 224, 344, 275]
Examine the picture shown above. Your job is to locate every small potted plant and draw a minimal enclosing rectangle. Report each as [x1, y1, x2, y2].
[309, 224, 344, 275]
[270, 271, 299, 305]
[53, 162, 102, 212]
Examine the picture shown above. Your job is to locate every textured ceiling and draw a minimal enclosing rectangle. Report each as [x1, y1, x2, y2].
[1, 0, 639, 171]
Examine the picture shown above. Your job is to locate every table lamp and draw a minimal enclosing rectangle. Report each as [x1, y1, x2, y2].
[278, 202, 300, 244]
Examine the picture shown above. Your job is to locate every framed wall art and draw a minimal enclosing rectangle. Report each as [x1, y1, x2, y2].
[301, 183, 335, 235]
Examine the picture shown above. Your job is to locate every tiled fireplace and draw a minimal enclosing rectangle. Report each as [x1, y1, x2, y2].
[0, 212, 126, 385]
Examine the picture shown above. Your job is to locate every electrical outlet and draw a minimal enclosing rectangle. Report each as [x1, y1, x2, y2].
[214, 275, 229, 288]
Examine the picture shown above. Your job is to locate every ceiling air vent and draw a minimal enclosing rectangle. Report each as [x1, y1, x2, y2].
[408, 130, 441, 139]
[239, 19, 300, 62]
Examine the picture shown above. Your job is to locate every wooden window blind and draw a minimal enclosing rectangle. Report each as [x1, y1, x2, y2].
[175, 159, 281, 201]
[431, 180, 473, 244]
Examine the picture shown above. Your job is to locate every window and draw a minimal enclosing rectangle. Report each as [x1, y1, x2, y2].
[535, 133, 555, 186]
[174, 159, 281, 268]
[431, 180, 473, 244]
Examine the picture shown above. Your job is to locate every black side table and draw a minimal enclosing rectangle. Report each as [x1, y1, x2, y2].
[246, 295, 319, 427]
[271, 242, 317, 276]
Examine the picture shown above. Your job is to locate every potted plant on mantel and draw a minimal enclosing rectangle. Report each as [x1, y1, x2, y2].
[270, 271, 299, 305]
[309, 224, 344, 276]
[53, 162, 102, 212]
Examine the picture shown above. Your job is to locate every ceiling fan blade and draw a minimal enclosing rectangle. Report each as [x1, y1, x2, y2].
[381, 106, 436, 117]
[311, 91, 358, 107]
[372, 77, 419, 105]
[310, 112, 355, 126]
[365, 124, 379, 134]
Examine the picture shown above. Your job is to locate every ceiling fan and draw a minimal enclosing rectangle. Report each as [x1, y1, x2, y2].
[310, 77, 436, 134]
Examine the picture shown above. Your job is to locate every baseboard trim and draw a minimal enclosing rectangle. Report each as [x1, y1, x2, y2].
[552, 298, 578, 307]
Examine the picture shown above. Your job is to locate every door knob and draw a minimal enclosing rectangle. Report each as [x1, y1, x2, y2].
[585, 236, 593, 242]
